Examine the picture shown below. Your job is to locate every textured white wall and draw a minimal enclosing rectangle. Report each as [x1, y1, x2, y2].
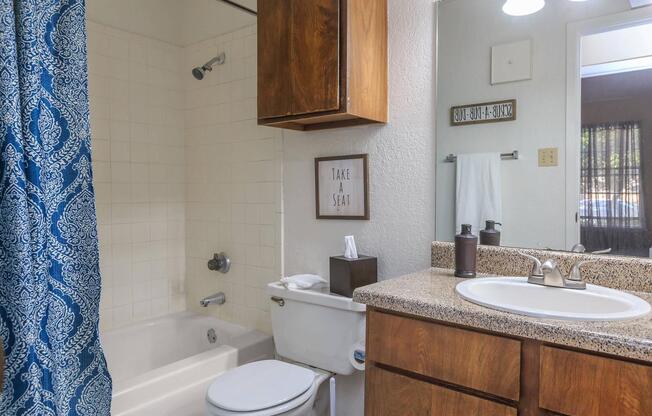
[435, 0, 632, 250]
[283, 0, 437, 282]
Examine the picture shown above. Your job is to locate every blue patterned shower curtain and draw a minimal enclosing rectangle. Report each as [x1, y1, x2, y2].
[0, 0, 112, 414]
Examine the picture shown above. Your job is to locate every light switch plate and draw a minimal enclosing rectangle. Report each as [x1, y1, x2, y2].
[538, 148, 559, 167]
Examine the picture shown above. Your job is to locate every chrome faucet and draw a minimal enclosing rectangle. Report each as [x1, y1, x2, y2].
[200, 292, 226, 307]
[540, 260, 567, 288]
[571, 243, 612, 255]
[519, 253, 589, 290]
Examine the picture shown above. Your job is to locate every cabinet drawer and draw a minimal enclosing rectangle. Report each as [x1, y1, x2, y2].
[540, 346, 652, 416]
[367, 310, 521, 401]
[366, 366, 517, 416]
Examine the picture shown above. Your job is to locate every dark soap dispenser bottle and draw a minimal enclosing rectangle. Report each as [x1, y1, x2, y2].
[479, 220, 501, 246]
[455, 224, 477, 278]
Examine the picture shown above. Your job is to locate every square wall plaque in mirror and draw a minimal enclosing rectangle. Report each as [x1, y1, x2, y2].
[435, 0, 652, 258]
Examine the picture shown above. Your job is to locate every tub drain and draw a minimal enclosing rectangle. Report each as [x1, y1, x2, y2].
[207, 328, 217, 344]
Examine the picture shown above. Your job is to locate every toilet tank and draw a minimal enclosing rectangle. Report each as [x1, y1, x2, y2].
[267, 282, 366, 375]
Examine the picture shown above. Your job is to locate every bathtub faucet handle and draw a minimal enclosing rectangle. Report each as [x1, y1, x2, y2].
[208, 252, 231, 274]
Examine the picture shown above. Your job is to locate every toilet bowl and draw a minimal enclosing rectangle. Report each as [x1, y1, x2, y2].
[205, 360, 330, 416]
[205, 282, 366, 416]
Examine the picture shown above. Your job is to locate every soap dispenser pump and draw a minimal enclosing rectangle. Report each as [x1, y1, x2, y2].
[455, 224, 477, 278]
[479, 220, 502, 246]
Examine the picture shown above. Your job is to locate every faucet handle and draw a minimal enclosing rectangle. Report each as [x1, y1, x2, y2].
[519, 252, 543, 277]
[568, 260, 596, 282]
[208, 252, 231, 274]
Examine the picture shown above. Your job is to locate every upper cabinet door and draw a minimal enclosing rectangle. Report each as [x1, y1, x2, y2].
[258, 0, 292, 119]
[258, 0, 386, 130]
[290, 0, 340, 116]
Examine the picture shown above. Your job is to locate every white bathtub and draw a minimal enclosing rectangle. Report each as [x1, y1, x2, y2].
[103, 312, 274, 416]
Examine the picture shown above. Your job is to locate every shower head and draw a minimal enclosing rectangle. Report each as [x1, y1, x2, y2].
[192, 52, 226, 80]
[192, 67, 205, 80]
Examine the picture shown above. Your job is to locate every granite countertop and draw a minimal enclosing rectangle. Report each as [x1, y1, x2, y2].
[353, 268, 652, 362]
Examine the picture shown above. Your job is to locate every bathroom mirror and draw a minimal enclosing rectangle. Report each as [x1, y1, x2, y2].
[435, 0, 652, 258]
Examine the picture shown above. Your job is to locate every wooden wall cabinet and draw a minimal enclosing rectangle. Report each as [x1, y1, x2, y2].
[365, 309, 652, 416]
[257, 0, 387, 131]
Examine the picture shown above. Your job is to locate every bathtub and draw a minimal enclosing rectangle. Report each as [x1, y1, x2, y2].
[103, 312, 274, 416]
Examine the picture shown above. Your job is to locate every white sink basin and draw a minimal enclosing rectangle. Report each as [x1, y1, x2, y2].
[456, 277, 651, 321]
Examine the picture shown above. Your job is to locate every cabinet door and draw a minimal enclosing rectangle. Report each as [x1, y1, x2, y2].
[366, 366, 517, 416]
[290, 0, 340, 115]
[540, 346, 652, 416]
[258, 0, 292, 118]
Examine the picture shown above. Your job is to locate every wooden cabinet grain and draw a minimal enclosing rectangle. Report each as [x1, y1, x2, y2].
[366, 366, 433, 416]
[257, 0, 387, 130]
[365, 308, 652, 416]
[366, 366, 517, 416]
[540, 346, 652, 416]
[367, 309, 521, 401]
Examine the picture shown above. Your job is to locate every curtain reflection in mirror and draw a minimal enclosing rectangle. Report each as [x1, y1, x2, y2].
[580, 122, 652, 256]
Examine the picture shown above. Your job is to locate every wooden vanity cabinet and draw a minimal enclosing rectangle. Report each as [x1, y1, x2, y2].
[365, 308, 652, 416]
[366, 366, 516, 416]
[539, 347, 652, 416]
[257, 0, 387, 130]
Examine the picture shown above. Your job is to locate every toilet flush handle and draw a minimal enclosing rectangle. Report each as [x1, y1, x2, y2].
[271, 296, 285, 307]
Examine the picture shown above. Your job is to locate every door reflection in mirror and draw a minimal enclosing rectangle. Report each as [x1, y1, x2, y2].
[580, 24, 652, 258]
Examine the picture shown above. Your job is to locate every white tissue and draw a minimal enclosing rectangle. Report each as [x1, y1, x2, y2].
[280, 274, 327, 290]
[344, 235, 358, 259]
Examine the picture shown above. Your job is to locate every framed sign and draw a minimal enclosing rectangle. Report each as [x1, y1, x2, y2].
[450, 99, 516, 126]
[315, 154, 369, 220]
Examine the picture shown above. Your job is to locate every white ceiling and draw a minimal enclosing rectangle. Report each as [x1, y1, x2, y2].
[630, 0, 652, 8]
[582, 23, 652, 67]
[86, 0, 257, 46]
[181, 0, 257, 45]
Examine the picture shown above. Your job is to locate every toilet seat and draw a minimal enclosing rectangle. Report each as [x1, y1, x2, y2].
[206, 360, 319, 416]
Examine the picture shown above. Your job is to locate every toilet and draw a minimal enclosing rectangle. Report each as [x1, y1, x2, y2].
[205, 282, 366, 416]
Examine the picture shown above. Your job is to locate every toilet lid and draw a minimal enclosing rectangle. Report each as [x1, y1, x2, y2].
[206, 360, 316, 412]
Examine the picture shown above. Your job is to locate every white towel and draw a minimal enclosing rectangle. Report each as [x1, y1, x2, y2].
[280, 274, 327, 290]
[455, 153, 502, 235]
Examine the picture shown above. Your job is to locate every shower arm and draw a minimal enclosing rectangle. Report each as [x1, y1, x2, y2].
[215, 0, 257, 17]
[203, 53, 226, 70]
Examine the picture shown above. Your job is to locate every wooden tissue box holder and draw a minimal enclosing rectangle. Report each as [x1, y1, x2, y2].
[329, 255, 378, 298]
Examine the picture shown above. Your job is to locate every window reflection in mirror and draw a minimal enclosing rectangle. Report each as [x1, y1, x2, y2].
[579, 25, 652, 257]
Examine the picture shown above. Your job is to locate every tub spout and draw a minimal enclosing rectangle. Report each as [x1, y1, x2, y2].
[200, 292, 226, 307]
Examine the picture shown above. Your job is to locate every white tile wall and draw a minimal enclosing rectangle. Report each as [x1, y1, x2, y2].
[183, 25, 283, 334]
[88, 21, 187, 332]
[89, 19, 281, 334]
